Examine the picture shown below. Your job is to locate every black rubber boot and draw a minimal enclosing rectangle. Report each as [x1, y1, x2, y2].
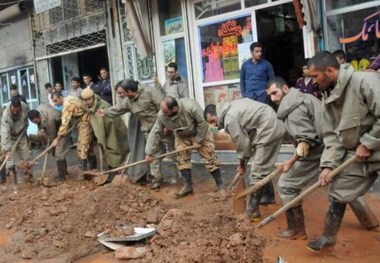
[175, 169, 193, 199]
[0, 164, 6, 184]
[260, 180, 276, 205]
[63, 159, 69, 176]
[247, 189, 264, 221]
[277, 205, 306, 240]
[349, 196, 379, 230]
[88, 155, 97, 170]
[79, 159, 88, 171]
[105, 166, 116, 184]
[210, 169, 223, 191]
[307, 201, 346, 252]
[55, 160, 66, 182]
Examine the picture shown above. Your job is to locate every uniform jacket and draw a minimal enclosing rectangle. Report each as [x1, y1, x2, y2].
[83, 95, 129, 167]
[37, 103, 60, 142]
[68, 87, 83, 98]
[58, 96, 89, 137]
[106, 84, 164, 133]
[219, 98, 285, 160]
[162, 75, 189, 99]
[321, 64, 380, 172]
[277, 88, 324, 160]
[1, 101, 29, 151]
[146, 98, 209, 155]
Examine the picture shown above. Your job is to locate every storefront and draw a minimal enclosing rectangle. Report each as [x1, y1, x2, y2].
[152, 0, 306, 108]
[323, 0, 380, 69]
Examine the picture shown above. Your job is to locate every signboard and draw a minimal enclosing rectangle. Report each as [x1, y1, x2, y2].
[164, 16, 183, 35]
[34, 0, 61, 14]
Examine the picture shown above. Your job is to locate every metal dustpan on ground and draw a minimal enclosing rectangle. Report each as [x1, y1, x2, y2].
[97, 227, 156, 250]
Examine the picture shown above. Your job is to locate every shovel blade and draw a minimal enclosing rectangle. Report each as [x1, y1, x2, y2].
[111, 174, 129, 185]
[93, 174, 109, 186]
[83, 170, 102, 180]
[232, 178, 246, 214]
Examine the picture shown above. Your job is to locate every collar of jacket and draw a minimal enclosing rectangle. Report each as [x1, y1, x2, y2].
[277, 88, 305, 120]
[130, 86, 143, 102]
[324, 63, 354, 104]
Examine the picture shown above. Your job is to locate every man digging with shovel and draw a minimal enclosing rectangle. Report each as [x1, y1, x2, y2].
[1, 97, 31, 189]
[204, 99, 285, 221]
[266, 76, 378, 240]
[27, 103, 71, 182]
[81, 88, 129, 184]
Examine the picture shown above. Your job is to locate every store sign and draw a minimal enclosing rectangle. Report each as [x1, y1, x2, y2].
[340, 10, 380, 44]
[165, 16, 183, 35]
[33, 0, 61, 14]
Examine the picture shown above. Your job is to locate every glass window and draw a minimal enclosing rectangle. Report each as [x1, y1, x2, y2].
[0, 73, 10, 107]
[199, 15, 253, 83]
[326, 6, 380, 69]
[194, 0, 241, 20]
[158, 0, 183, 36]
[326, 0, 378, 11]
[245, 0, 268, 8]
[162, 38, 188, 80]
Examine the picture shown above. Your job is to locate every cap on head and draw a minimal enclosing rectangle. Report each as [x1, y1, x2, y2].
[81, 88, 94, 99]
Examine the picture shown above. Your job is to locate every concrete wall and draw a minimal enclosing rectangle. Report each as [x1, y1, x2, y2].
[0, 17, 33, 71]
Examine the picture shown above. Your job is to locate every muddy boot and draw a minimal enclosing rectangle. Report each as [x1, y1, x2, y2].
[63, 159, 69, 176]
[175, 169, 193, 199]
[150, 180, 162, 190]
[210, 169, 223, 191]
[247, 189, 264, 221]
[77, 159, 88, 181]
[7, 167, 18, 192]
[0, 165, 6, 184]
[277, 205, 306, 240]
[105, 166, 116, 184]
[349, 196, 379, 230]
[307, 201, 346, 252]
[88, 155, 97, 170]
[260, 180, 276, 205]
[55, 160, 66, 182]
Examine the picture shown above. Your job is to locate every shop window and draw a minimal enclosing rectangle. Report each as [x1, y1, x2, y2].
[326, 6, 380, 69]
[199, 15, 253, 83]
[162, 38, 188, 80]
[158, 0, 183, 36]
[0, 73, 10, 108]
[194, 0, 241, 20]
[326, 0, 378, 11]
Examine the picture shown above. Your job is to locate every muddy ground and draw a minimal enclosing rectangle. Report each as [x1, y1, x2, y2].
[0, 148, 379, 263]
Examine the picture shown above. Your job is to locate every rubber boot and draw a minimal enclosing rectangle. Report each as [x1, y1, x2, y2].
[210, 169, 223, 191]
[260, 180, 276, 205]
[175, 169, 193, 199]
[0, 165, 6, 184]
[88, 155, 97, 170]
[349, 196, 379, 230]
[307, 201, 346, 251]
[77, 159, 88, 181]
[105, 166, 116, 184]
[277, 205, 307, 240]
[63, 159, 69, 176]
[247, 189, 264, 221]
[55, 160, 66, 182]
[7, 166, 18, 192]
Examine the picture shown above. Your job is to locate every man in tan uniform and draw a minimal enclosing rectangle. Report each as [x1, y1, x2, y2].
[205, 98, 285, 221]
[146, 96, 222, 198]
[307, 51, 380, 251]
[51, 91, 95, 172]
[266, 76, 378, 240]
[28, 103, 71, 181]
[82, 88, 129, 183]
[97, 79, 166, 190]
[157, 62, 189, 99]
[1, 97, 31, 184]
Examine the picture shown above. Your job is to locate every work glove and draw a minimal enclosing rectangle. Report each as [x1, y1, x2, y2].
[295, 141, 310, 158]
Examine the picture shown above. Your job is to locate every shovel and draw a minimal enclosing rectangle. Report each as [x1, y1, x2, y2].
[258, 155, 356, 229]
[232, 165, 284, 214]
[228, 172, 243, 191]
[89, 146, 194, 186]
[18, 144, 55, 171]
[0, 129, 26, 172]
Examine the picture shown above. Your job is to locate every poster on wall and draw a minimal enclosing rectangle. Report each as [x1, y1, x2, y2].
[163, 39, 176, 65]
[199, 15, 253, 83]
[238, 42, 252, 69]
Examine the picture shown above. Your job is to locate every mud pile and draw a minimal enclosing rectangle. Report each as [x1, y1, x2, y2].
[0, 179, 265, 262]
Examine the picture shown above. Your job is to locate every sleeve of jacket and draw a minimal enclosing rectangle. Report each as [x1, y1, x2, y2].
[320, 110, 346, 169]
[105, 99, 130, 117]
[58, 103, 74, 137]
[179, 81, 189, 98]
[285, 105, 321, 148]
[240, 63, 246, 97]
[145, 118, 164, 155]
[192, 103, 209, 143]
[359, 77, 380, 150]
[151, 86, 165, 111]
[1, 113, 12, 151]
[224, 114, 252, 160]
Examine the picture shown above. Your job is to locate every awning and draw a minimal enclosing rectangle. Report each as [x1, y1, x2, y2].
[125, 0, 152, 59]
[293, 0, 320, 32]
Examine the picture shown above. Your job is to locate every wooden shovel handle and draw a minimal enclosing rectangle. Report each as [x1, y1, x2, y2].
[0, 129, 26, 171]
[101, 145, 194, 175]
[235, 165, 284, 200]
[31, 144, 55, 163]
[258, 155, 356, 229]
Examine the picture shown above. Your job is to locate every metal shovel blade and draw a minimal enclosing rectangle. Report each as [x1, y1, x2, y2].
[232, 177, 246, 214]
